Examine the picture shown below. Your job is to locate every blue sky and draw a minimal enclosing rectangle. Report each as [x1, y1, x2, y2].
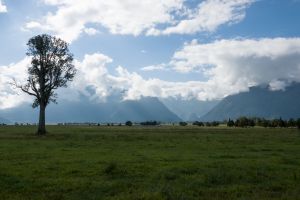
[1, 0, 300, 109]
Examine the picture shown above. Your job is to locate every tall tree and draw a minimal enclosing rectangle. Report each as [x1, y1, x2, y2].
[15, 34, 76, 135]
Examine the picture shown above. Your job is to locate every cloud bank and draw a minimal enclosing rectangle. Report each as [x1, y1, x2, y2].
[0, 0, 7, 13]
[25, 0, 255, 42]
[0, 58, 32, 109]
[1, 37, 300, 109]
[146, 37, 300, 95]
[170, 38, 300, 88]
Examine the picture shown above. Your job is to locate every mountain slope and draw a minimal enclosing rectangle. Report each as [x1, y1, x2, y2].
[201, 84, 300, 121]
[160, 98, 219, 121]
[0, 117, 11, 124]
[110, 97, 181, 122]
[0, 97, 181, 123]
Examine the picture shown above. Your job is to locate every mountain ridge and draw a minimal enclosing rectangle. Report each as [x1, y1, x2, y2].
[0, 97, 181, 123]
[201, 83, 300, 121]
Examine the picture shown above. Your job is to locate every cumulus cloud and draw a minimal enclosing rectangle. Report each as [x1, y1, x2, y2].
[70, 54, 208, 101]
[25, 21, 42, 29]
[25, 0, 183, 42]
[165, 37, 300, 94]
[25, 0, 255, 42]
[84, 28, 99, 36]
[269, 80, 289, 91]
[3, 37, 300, 109]
[71, 53, 114, 100]
[159, 0, 255, 35]
[0, 0, 7, 13]
[0, 53, 228, 109]
[0, 58, 32, 109]
[141, 63, 170, 71]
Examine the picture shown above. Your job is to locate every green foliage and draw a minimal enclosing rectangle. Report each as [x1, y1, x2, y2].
[140, 121, 160, 126]
[15, 34, 76, 135]
[0, 126, 300, 199]
[229, 117, 300, 128]
[234, 117, 255, 127]
[125, 121, 133, 126]
[192, 121, 204, 126]
[287, 118, 296, 127]
[20, 34, 76, 108]
[297, 119, 300, 129]
[179, 122, 188, 126]
[205, 121, 220, 127]
[227, 118, 235, 127]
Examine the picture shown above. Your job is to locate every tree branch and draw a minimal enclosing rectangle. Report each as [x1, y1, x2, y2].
[11, 78, 38, 98]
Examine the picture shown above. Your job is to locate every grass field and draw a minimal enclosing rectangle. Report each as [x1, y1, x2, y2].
[0, 126, 300, 200]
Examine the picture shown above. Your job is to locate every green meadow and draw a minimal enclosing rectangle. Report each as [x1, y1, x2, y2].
[0, 126, 300, 200]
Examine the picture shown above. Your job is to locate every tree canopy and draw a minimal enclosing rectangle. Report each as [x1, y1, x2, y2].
[15, 34, 76, 134]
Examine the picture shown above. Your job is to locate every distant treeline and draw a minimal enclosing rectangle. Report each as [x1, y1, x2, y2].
[140, 121, 160, 126]
[188, 117, 300, 128]
[226, 117, 300, 128]
[125, 121, 220, 127]
[192, 121, 220, 127]
[4, 118, 300, 128]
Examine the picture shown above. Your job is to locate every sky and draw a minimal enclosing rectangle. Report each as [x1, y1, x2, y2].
[0, 0, 300, 109]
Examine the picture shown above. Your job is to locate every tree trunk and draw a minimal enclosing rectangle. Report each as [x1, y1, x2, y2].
[37, 103, 46, 135]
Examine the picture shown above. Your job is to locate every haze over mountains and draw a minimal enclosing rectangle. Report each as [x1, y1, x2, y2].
[160, 98, 219, 121]
[1, 83, 300, 124]
[0, 96, 180, 124]
[201, 83, 300, 121]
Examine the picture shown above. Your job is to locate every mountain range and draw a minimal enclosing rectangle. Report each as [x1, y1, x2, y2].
[201, 83, 300, 121]
[0, 96, 181, 124]
[160, 98, 219, 121]
[1, 83, 300, 123]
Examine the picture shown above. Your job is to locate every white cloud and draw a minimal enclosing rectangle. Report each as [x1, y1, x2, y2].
[167, 37, 300, 96]
[0, 53, 228, 109]
[71, 53, 113, 100]
[160, 0, 255, 35]
[269, 80, 289, 91]
[141, 63, 169, 71]
[25, 21, 42, 29]
[0, 54, 114, 109]
[0, 0, 7, 13]
[0, 58, 32, 109]
[71, 54, 222, 101]
[4, 37, 300, 109]
[84, 28, 99, 36]
[70, 54, 187, 101]
[25, 0, 183, 42]
[25, 0, 255, 42]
